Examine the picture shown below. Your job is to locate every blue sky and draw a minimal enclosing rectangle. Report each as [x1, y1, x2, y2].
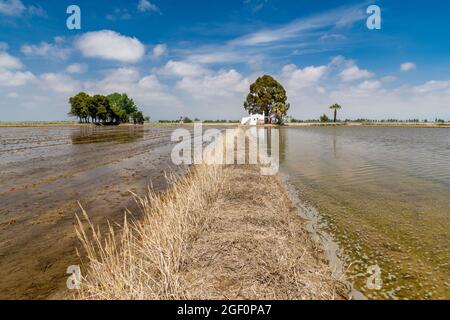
[0, 0, 449, 121]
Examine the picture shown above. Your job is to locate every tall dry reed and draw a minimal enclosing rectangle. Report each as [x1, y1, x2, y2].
[75, 164, 222, 299]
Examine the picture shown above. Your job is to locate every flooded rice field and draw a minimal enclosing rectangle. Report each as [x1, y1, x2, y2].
[279, 126, 450, 300]
[1, 124, 448, 300]
[0, 125, 194, 299]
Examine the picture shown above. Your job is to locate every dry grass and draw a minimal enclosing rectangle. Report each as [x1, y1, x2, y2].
[75, 162, 347, 300]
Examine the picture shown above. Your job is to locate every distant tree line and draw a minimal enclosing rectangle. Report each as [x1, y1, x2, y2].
[289, 118, 447, 123]
[69, 92, 149, 125]
[157, 118, 240, 124]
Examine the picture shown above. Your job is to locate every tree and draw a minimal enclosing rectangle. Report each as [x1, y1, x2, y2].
[92, 95, 110, 123]
[86, 96, 99, 123]
[69, 92, 147, 125]
[329, 103, 342, 123]
[69, 92, 90, 123]
[107, 93, 138, 123]
[320, 114, 330, 122]
[132, 111, 145, 124]
[244, 75, 290, 124]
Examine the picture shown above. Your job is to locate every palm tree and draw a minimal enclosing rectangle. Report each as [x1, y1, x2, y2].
[329, 103, 342, 123]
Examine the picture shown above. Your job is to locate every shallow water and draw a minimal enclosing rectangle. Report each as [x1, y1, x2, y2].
[279, 126, 450, 299]
[0, 125, 195, 299]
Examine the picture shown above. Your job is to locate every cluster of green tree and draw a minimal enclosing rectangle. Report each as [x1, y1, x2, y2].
[320, 114, 331, 122]
[69, 92, 149, 125]
[243, 75, 290, 124]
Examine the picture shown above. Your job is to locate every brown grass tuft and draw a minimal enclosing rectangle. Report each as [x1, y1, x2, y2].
[75, 162, 346, 300]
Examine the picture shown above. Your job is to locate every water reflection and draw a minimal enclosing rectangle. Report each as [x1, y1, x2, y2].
[279, 126, 450, 300]
[71, 126, 145, 145]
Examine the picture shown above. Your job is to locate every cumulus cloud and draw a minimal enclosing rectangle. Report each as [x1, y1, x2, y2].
[152, 44, 167, 58]
[138, 74, 165, 90]
[76, 30, 145, 63]
[400, 62, 416, 72]
[282, 64, 328, 88]
[0, 69, 35, 86]
[176, 69, 249, 98]
[339, 65, 373, 81]
[66, 63, 88, 74]
[357, 80, 382, 91]
[39, 73, 80, 94]
[158, 60, 210, 78]
[413, 79, 450, 94]
[0, 49, 34, 87]
[137, 0, 160, 13]
[0, 50, 23, 69]
[21, 41, 71, 60]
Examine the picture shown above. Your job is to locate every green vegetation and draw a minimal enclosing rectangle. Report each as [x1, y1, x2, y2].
[69, 92, 148, 125]
[329, 103, 342, 123]
[244, 75, 290, 124]
[320, 114, 330, 123]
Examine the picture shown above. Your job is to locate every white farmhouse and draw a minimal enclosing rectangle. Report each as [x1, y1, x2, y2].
[241, 113, 265, 126]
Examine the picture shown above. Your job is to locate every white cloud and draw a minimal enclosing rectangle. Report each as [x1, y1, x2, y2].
[0, 0, 46, 17]
[158, 60, 210, 78]
[335, 7, 365, 28]
[339, 65, 373, 82]
[188, 52, 240, 64]
[138, 74, 165, 90]
[152, 44, 167, 58]
[39, 73, 80, 94]
[413, 80, 450, 94]
[0, 48, 35, 88]
[137, 0, 160, 13]
[66, 63, 88, 74]
[0, 0, 25, 16]
[176, 69, 248, 97]
[319, 33, 347, 41]
[21, 42, 71, 60]
[358, 80, 382, 91]
[85, 67, 141, 94]
[282, 64, 328, 88]
[0, 50, 23, 69]
[231, 4, 365, 46]
[0, 69, 34, 86]
[76, 30, 145, 63]
[400, 62, 416, 72]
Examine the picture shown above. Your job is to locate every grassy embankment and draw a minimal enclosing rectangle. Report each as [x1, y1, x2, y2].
[74, 141, 346, 299]
[2, 121, 449, 128]
[286, 122, 450, 128]
[0, 121, 81, 127]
